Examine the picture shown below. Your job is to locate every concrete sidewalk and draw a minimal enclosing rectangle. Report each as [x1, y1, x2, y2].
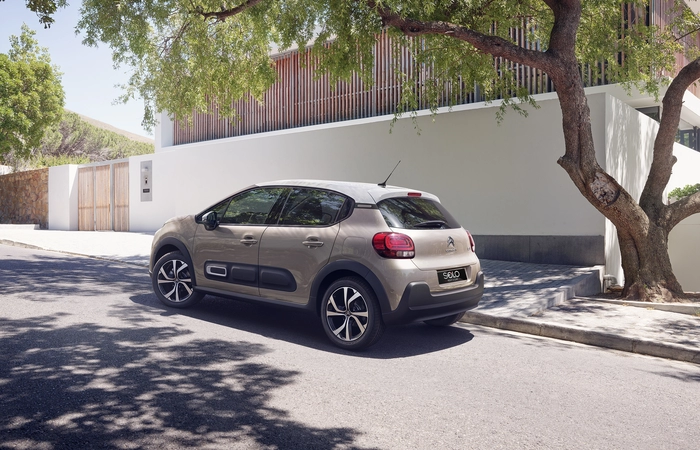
[1, 227, 698, 364]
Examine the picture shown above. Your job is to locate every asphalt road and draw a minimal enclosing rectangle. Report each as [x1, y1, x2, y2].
[1, 245, 699, 450]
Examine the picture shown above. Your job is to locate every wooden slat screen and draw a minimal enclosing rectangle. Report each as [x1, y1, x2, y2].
[95, 165, 111, 231]
[174, 1, 699, 145]
[78, 167, 94, 231]
[113, 162, 129, 232]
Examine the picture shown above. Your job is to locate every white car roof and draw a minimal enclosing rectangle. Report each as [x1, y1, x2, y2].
[256, 179, 440, 204]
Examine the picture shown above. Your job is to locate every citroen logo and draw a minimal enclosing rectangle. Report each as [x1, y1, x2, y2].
[446, 236, 456, 252]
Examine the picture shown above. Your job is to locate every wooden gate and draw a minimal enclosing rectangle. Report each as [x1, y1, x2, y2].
[113, 162, 129, 231]
[78, 162, 130, 231]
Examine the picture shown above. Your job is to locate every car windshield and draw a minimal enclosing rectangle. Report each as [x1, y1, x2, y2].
[377, 197, 461, 229]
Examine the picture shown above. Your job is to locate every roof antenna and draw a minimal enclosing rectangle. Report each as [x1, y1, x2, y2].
[378, 160, 401, 188]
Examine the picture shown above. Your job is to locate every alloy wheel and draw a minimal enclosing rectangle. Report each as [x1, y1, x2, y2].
[325, 286, 370, 342]
[157, 259, 194, 303]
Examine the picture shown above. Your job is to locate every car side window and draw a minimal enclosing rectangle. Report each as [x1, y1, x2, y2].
[220, 188, 285, 225]
[195, 196, 232, 222]
[278, 188, 346, 226]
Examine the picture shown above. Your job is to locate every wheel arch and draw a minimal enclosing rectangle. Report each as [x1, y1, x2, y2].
[152, 237, 197, 285]
[310, 260, 390, 316]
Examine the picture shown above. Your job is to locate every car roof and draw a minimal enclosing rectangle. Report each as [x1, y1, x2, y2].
[256, 179, 440, 204]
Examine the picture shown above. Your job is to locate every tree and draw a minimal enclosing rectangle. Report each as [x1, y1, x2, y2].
[0, 24, 64, 161]
[75, 0, 700, 301]
[5, 110, 154, 170]
[0, 1, 68, 28]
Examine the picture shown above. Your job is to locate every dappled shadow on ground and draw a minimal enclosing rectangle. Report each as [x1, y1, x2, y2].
[0, 314, 376, 449]
[0, 250, 149, 300]
[127, 292, 475, 359]
[478, 259, 600, 315]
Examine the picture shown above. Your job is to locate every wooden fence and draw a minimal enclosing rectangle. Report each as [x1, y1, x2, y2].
[173, 0, 700, 146]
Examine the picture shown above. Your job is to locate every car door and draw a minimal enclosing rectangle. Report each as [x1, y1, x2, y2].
[192, 187, 287, 296]
[258, 188, 347, 305]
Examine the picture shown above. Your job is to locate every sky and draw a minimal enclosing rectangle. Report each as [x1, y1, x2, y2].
[0, 1, 151, 138]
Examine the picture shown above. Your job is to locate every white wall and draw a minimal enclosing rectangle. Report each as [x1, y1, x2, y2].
[48, 165, 78, 230]
[131, 93, 607, 238]
[603, 95, 661, 285]
[668, 144, 700, 292]
[602, 95, 700, 290]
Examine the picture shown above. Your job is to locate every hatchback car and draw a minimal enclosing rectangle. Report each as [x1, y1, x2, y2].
[150, 180, 483, 350]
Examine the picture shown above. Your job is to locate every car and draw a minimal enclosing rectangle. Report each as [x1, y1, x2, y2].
[149, 179, 483, 350]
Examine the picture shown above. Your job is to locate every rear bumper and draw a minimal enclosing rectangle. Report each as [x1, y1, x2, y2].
[382, 271, 484, 325]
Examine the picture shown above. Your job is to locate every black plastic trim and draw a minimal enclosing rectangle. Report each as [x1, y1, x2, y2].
[151, 237, 196, 285]
[259, 266, 297, 292]
[203, 260, 297, 292]
[309, 259, 390, 314]
[382, 271, 484, 325]
[194, 286, 311, 311]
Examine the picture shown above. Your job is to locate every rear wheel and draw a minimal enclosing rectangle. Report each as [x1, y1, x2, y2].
[321, 277, 385, 350]
[423, 312, 465, 327]
[152, 251, 203, 308]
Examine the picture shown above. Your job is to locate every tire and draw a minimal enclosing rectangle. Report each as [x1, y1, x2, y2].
[321, 277, 385, 350]
[152, 251, 203, 308]
[423, 312, 465, 327]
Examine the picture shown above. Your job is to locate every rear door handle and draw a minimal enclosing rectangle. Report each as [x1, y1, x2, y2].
[303, 238, 324, 248]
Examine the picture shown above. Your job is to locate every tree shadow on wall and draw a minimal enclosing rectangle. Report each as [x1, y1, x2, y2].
[0, 315, 376, 449]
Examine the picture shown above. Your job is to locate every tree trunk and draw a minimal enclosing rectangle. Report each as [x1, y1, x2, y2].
[374, 0, 700, 302]
[616, 224, 685, 302]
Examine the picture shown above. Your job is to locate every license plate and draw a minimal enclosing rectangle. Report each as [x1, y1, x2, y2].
[438, 267, 468, 284]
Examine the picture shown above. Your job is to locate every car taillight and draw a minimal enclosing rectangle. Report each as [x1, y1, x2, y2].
[466, 230, 476, 253]
[372, 232, 415, 258]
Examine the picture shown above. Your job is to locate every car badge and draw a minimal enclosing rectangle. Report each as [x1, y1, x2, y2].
[446, 236, 456, 252]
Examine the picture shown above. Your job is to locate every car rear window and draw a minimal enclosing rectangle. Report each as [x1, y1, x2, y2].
[377, 197, 461, 229]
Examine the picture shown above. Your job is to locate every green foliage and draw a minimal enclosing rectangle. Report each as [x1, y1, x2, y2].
[669, 184, 700, 200]
[9, 110, 154, 170]
[73, 0, 695, 129]
[4, 0, 69, 28]
[0, 24, 64, 160]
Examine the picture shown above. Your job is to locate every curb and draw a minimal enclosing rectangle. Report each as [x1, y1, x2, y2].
[583, 297, 700, 316]
[461, 311, 700, 364]
[0, 239, 149, 269]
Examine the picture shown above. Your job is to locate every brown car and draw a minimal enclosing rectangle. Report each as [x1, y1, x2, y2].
[150, 180, 483, 350]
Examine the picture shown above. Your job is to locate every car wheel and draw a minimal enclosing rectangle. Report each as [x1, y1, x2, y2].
[423, 312, 465, 327]
[152, 251, 203, 308]
[321, 277, 385, 350]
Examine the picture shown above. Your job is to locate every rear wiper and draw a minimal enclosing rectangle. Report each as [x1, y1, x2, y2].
[413, 220, 447, 229]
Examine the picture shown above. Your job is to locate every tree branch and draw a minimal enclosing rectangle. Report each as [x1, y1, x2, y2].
[667, 190, 700, 228]
[640, 57, 700, 215]
[194, 0, 265, 22]
[364, 0, 556, 72]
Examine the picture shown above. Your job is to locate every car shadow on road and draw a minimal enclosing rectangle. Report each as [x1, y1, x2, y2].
[0, 314, 379, 450]
[127, 292, 475, 359]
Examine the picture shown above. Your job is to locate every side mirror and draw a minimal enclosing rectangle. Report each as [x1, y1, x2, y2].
[201, 211, 219, 231]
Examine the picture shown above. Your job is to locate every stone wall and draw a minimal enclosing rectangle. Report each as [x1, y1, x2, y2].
[0, 168, 49, 229]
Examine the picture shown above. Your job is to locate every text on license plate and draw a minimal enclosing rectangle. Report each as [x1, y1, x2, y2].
[438, 267, 468, 284]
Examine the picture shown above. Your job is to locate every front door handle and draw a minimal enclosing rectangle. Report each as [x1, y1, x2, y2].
[240, 236, 258, 245]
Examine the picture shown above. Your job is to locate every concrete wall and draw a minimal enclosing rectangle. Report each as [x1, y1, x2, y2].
[667, 144, 700, 292]
[48, 165, 79, 231]
[130, 93, 608, 266]
[0, 168, 49, 228]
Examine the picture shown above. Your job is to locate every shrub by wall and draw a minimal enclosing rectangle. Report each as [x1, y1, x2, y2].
[0, 168, 49, 228]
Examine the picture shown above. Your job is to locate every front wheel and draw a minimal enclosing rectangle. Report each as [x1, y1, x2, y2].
[321, 277, 385, 350]
[152, 251, 203, 308]
[423, 312, 465, 327]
